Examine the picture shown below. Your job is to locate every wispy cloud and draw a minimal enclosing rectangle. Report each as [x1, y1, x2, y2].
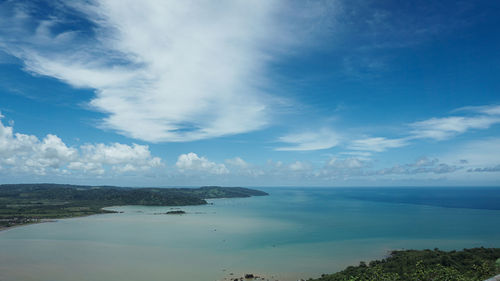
[348, 104, 500, 153]
[0, 0, 323, 143]
[276, 129, 341, 151]
[349, 137, 408, 152]
[410, 116, 500, 140]
[453, 104, 500, 115]
[410, 105, 500, 140]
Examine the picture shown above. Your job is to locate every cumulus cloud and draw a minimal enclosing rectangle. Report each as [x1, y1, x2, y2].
[315, 157, 369, 180]
[225, 157, 265, 177]
[0, 114, 161, 176]
[225, 157, 249, 168]
[71, 143, 162, 174]
[176, 152, 228, 175]
[0, 116, 77, 175]
[288, 161, 312, 171]
[0, 0, 326, 143]
[276, 129, 341, 151]
[327, 157, 366, 169]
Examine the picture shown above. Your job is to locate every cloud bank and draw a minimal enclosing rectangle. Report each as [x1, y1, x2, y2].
[0, 114, 161, 176]
[2, 111, 499, 185]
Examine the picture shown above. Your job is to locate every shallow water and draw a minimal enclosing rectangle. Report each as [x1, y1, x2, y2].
[1, 187, 500, 281]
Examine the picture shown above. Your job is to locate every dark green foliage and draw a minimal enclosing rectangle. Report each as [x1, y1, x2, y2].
[0, 184, 267, 228]
[311, 248, 500, 281]
[182, 186, 268, 198]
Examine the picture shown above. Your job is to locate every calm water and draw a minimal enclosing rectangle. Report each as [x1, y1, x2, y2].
[1, 187, 500, 281]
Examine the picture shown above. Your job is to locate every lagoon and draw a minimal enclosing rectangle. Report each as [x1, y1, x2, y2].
[1, 187, 500, 281]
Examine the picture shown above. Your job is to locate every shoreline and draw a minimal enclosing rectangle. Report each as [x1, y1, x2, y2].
[0, 218, 57, 232]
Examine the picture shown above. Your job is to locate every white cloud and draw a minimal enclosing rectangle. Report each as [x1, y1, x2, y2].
[70, 143, 162, 173]
[288, 161, 312, 171]
[454, 104, 500, 116]
[316, 157, 368, 180]
[408, 104, 500, 141]
[327, 157, 366, 169]
[348, 104, 500, 153]
[0, 116, 77, 174]
[0, 0, 324, 143]
[411, 157, 438, 167]
[225, 157, 248, 168]
[225, 157, 265, 177]
[36, 134, 78, 169]
[375, 157, 460, 175]
[340, 151, 372, 157]
[410, 116, 500, 140]
[276, 129, 341, 151]
[348, 137, 408, 152]
[67, 161, 105, 175]
[0, 114, 161, 176]
[441, 138, 500, 168]
[176, 152, 228, 175]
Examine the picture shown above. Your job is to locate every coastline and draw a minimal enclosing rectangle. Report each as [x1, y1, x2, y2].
[0, 218, 57, 232]
[0, 184, 268, 231]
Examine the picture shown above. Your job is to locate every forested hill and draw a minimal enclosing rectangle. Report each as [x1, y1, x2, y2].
[0, 184, 268, 229]
[311, 247, 500, 281]
[0, 184, 268, 205]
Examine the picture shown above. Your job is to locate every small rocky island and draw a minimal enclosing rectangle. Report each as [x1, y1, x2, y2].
[165, 210, 186, 215]
[0, 184, 268, 229]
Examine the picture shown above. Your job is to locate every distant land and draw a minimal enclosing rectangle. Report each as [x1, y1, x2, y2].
[0, 184, 268, 229]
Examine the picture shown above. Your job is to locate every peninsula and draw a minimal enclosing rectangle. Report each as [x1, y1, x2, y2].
[310, 247, 500, 281]
[0, 184, 268, 229]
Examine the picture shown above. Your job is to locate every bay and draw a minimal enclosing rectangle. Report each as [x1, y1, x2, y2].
[1, 187, 499, 281]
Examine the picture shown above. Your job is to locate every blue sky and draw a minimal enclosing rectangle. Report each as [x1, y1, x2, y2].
[0, 0, 499, 186]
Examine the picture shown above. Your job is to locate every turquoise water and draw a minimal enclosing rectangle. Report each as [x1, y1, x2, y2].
[1, 187, 500, 281]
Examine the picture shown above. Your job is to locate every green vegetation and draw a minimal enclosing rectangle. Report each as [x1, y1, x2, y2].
[311, 248, 500, 281]
[0, 183, 267, 229]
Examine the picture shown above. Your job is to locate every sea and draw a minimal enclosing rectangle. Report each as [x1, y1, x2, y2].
[1, 187, 499, 281]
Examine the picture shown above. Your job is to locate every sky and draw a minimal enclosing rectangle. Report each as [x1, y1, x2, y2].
[0, 0, 499, 187]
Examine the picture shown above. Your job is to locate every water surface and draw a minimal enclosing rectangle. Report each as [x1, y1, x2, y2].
[1, 187, 499, 281]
